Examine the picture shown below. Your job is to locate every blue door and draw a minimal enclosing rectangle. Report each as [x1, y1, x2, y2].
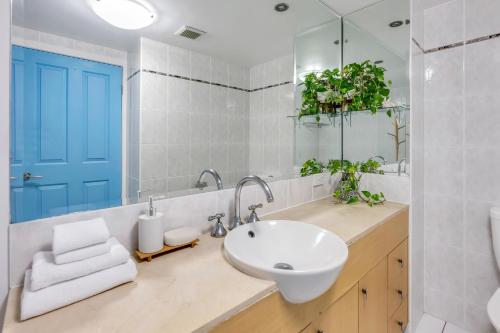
[10, 46, 122, 223]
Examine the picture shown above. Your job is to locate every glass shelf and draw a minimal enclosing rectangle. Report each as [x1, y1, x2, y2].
[289, 105, 409, 128]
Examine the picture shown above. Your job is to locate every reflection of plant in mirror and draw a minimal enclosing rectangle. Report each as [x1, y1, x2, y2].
[342, 61, 392, 115]
[299, 61, 392, 119]
[300, 159, 325, 177]
[359, 159, 384, 174]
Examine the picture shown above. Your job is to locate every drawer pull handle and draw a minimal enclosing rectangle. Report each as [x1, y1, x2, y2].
[361, 288, 368, 300]
[397, 258, 404, 269]
[397, 289, 403, 299]
[397, 320, 406, 331]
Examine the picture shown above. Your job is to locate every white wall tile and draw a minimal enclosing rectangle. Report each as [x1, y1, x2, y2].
[465, 38, 500, 97]
[465, 0, 500, 40]
[424, 47, 463, 100]
[423, 147, 463, 195]
[167, 77, 190, 114]
[211, 58, 229, 85]
[465, 303, 496, 333]
[424, 0, 464, 50]
[465, 148, 500, 202]
[141, 38, 168, 73]
[465, 94, 500, 147]
[190, 51, 211, 81]
[425, 288, 465, 327]
[168, 45, 190, 77]
[465, 249, 500, 307]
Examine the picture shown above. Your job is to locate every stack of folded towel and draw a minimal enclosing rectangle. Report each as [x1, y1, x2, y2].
[20, 218, 137, 320]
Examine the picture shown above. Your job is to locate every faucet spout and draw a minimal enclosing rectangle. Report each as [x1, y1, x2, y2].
[229, 175, 274, 230]
[195, 169, 223, 190]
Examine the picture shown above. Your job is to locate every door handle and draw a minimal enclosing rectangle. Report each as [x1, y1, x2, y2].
[23, 172, 44, 181]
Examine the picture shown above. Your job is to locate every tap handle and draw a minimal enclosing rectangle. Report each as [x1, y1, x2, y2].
[248, 203, 263, 211]
[208, 213, 225, 222]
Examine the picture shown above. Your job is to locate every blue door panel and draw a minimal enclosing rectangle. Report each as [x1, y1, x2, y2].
[84, 72, 109, 161]
[10, 54, 25, 189]
[39, 184, 69, 218]
[10, 46, 122, 223]
[37, 64, 69, 162]
[83, 180, 110, 210]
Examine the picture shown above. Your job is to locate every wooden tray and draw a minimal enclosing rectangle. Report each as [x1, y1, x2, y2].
[135, 239, 199, 262]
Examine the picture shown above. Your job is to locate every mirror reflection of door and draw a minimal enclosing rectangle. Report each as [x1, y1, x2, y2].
[10, 46, 122, 223]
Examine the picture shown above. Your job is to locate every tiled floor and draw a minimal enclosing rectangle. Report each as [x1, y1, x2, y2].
[416, 313, 472, 333]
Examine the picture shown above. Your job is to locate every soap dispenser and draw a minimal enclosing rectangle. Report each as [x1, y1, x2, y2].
[138, 196, 164, 253]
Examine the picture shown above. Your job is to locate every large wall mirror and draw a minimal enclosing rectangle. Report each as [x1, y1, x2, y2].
[9, 0, 409, 224]
[293, 0, 410, 177]
[9, 0, 341, 223]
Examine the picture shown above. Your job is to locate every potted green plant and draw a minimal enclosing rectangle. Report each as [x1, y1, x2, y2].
[327, 159, 386, 206]
[299, 60, 392, 119]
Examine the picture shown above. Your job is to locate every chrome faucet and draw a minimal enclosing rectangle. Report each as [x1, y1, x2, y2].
[397, 158, 407, 176]
[369, 155, 386, 165]
[195, 169, 223, 190]
[229, 176, 274, 230]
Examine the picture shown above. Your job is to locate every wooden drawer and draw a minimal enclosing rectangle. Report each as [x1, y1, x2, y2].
[387, 239, 408, 316]
[388, 297, 408, 333]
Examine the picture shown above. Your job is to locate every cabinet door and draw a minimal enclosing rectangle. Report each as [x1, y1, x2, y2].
[388, 239, 408, 316]
[388, 298, 408, 333]
[311, 284, 358, 333]
[359, 257, 388, 333]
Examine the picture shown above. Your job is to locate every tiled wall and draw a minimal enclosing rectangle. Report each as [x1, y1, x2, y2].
[413, 0, 500, 331]
[410, 0, 426, 331]
[134, 38, 250, 199]
[249, 55, 295, 178]
[8, 173, 336, 287]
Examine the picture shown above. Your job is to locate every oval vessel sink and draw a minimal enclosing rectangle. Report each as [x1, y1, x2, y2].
[224, 220, 348, 303]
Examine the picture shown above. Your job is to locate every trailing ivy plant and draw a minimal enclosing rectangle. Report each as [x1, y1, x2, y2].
[326, 159, 386, 206]
[342, 61, 392, 115]
[300, 158, 325, 177]
[299, 60, 392, 119]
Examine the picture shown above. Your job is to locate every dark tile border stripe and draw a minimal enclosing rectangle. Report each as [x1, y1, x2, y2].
[127, 68, 292, 92]
[412, 38, 425, 53]
[423, 31, 500, 54]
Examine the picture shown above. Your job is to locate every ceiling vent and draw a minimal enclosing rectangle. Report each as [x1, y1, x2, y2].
[175, 25, 206, 40]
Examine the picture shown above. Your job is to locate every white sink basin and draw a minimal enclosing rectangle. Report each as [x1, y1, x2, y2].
[223, 220, 348, 304]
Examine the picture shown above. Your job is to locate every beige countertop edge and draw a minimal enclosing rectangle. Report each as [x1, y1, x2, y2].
[3, 198, 408, 333]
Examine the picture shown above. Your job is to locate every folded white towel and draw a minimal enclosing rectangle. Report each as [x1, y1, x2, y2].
[54, 239, 111, 265]
[31, 238, 129, 291]
[21, 259, 137, 320]
[52, 218, 110, 255]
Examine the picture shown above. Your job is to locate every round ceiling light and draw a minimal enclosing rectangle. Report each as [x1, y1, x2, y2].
[274, 3, 289, 12]
[89, 0, 157, 30]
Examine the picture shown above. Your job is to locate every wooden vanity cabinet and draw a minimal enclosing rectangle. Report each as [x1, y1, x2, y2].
[359, 257, 388, 333]
[305, 284, 359, 333]
[212, 208, 409, 333]
[387, 239, 409, 331]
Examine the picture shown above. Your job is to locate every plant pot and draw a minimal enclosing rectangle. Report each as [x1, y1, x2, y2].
[320, 103, 335, 114]
[334, 179, 358, 202]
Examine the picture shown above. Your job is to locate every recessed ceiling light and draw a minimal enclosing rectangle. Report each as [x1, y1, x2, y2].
[389, 20, 404, 28]
[274, 3, 289, 12]
[88, 0, 157, 30]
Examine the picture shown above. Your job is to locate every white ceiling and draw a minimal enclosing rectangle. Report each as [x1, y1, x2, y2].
[321, 0, 382, 15]
[12, 0, 340, 67]
[12, 0, 409, 69]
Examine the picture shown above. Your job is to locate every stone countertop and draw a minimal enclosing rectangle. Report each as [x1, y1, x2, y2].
[2, 198, 408, 333]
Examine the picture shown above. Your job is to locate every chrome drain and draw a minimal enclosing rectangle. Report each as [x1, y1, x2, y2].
[273, 263, 294, 270]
